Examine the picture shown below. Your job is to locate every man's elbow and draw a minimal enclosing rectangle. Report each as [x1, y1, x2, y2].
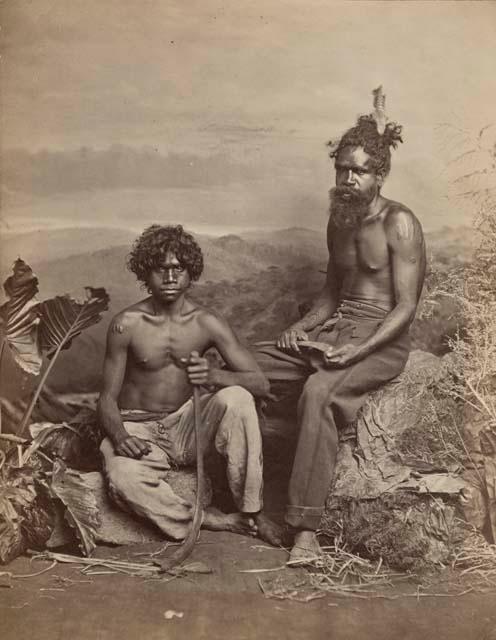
[255, 373, 271, 398]
[96, 395, 105, 421]
[261, 377, 271, 398]
[398, 301, 417, 327]
[97, 392, 115, 417]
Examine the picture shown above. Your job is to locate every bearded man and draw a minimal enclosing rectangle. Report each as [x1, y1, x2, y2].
[256, 89, 426, 564]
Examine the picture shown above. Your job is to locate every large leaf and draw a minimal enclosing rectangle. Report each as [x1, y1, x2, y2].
[0, 468, 51, 565]
[17, 286, 110, 437]
[38, 286, 110, 356]
[50, 460, 100, 556]
[0, 258, 42, 375]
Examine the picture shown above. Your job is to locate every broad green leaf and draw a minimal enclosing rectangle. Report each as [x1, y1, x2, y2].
[38, 287, 110, 356]
[0, 258, 42, 375]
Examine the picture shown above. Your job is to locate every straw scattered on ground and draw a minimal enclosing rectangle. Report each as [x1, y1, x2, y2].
[451, 530, 496, 590]
[20, 550, 212, 582]
[257, 528, 496, 603]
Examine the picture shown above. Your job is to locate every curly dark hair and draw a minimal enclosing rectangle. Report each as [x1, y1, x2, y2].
[127, 224, 204, 284]
[328, 115, 403, 178]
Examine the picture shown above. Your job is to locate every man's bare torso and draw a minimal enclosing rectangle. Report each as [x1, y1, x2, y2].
[117, 298, 211, 413]
[329, 199, 425, 311]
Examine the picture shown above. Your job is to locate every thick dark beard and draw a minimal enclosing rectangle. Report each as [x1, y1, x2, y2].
[329, 187, 370, 229]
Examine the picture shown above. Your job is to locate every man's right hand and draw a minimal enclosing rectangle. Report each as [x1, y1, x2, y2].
[115, 436, 151, 459]
[276, 325, 309, 354]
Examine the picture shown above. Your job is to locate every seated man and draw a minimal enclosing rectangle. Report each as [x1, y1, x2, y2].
[256, 90, 426, 564]
[97, 224, 281, 545]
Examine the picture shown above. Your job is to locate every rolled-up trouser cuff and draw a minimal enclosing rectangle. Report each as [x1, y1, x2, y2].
[285, 505, 323, 531]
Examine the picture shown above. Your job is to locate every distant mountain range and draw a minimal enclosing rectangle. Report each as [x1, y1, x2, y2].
[0, 224, 472, 393]
[1, 226, 328, 298]
[1, 223, 473, 284]
[1, 227, 137, 276]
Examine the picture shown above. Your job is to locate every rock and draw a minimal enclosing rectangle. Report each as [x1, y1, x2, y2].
[262, 349, 466, 569]
[325, 350, 466, 568]
[49, 462, 212, 554]
[332, 350, 462, 499]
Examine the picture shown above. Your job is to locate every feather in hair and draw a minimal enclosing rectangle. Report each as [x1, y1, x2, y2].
[372, 86, 387, 135]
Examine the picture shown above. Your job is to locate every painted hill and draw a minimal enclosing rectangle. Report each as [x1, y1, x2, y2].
[0, 224, 470, 393]
[0, 227, 327, 392]
[0, 227, 137, 276]
[1, 223, 471, 288]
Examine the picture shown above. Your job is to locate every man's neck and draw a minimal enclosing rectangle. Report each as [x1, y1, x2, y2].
[150, 294, 187, 318]
[362, 194, 386, 223]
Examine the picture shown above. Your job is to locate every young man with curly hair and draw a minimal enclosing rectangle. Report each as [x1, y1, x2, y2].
[98, 224, 282, 545]
[256, 90, 426, 564]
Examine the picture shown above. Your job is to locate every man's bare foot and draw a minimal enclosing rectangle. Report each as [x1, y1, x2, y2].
[202, 506, 256, 535]
[287, 530, 323, 566]
[253, 512, 284, 547]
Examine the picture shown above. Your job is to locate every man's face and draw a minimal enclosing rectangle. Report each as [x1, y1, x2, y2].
[147, 250, 191, 303]
[334, 145, 382, 203]
[330, 146, 383, 228]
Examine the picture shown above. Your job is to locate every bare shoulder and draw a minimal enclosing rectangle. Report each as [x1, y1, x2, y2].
[191, 306, 237, 348]
[195, 304, 231, 331]
[383, 201, 425, 248]
[108, 301, 150, 336]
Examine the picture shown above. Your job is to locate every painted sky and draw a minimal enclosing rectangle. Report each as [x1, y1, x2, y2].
[1, 1, 495, 233]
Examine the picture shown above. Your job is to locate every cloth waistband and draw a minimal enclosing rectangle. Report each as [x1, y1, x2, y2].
[120, 409, 170, 422]
[335, 299, 389, 320]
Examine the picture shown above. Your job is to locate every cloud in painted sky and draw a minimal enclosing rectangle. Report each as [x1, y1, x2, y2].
[1, 0, 496, 232]
[2, 146, 259, 195]
[3, 1, 495, 151]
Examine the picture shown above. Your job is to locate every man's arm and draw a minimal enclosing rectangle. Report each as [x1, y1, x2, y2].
[187, 313, 270, 397]
[326, 209, 425, 367]
[277, 220, 340, 352]
[97, 314, 151, 458]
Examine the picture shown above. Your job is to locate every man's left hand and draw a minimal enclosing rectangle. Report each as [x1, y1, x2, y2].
[184, 351, 212, 386]
[324, 343, 364, 368]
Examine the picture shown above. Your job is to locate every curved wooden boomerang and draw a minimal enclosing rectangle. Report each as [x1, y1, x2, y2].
[157, 385, 204, 573]
[255, 339, 331, 355]
[157, 342, 331, 572]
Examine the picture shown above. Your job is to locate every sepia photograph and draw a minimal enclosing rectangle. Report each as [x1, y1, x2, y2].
[1, 1, 496, 638]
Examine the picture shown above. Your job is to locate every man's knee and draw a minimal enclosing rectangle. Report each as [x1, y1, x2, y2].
[254, 350, 273, 372]
[212, 385, 256, 415]
[105, 455, 139, 493]
[300, 373, 332, 406]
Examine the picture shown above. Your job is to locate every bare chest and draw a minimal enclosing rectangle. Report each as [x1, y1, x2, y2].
[129, 316, 207, 371]
[333, 224, 389, 273]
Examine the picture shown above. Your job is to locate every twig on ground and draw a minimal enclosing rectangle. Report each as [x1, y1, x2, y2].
[33, 551, 161, 577]
[9, 561, 58, 579]
[0, 434, 27, 444]
[239, 566, 287, 573]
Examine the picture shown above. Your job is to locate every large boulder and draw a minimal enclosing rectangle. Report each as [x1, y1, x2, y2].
[48, 462, 212, 555]
[327, 351, 466, 570]
[332, 350, 464, 498]
[262, 350, 467, 570]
